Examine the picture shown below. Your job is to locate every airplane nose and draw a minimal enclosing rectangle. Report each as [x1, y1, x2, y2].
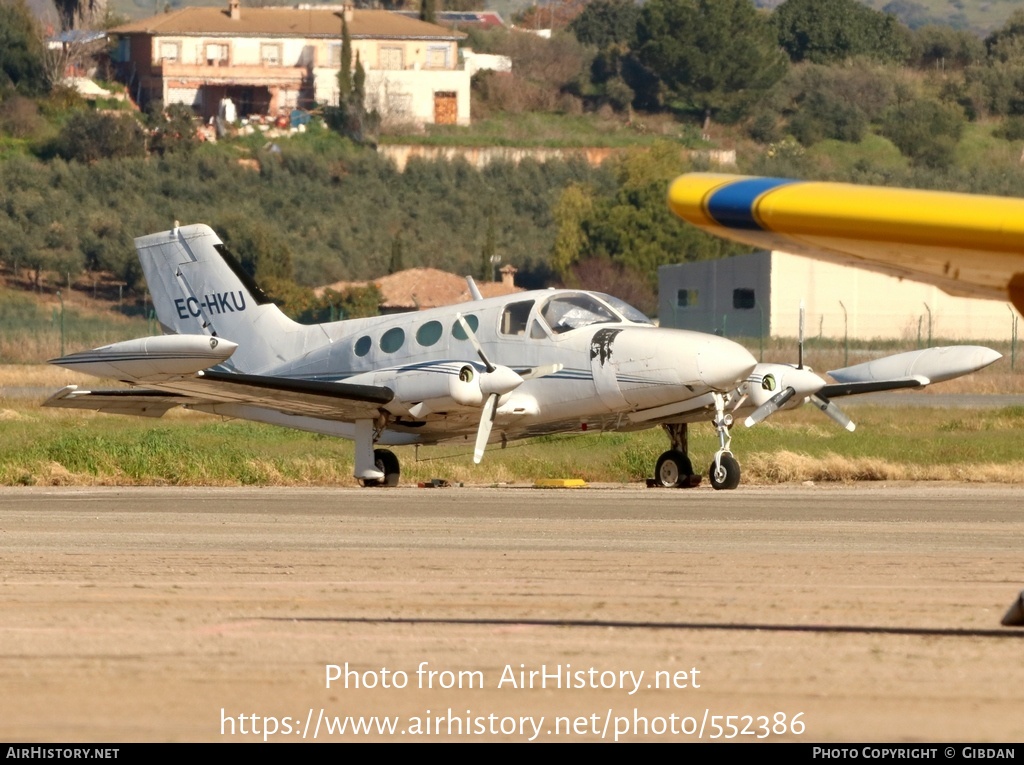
[696, 336, 757, 390]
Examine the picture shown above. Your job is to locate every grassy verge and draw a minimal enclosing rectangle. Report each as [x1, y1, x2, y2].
[379, 112, 703, 149]
[1, 398, 1021, 487]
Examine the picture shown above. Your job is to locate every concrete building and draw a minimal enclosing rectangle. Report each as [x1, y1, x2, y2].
[111, 1, 469, 125]
[659, 250, 1020, 341]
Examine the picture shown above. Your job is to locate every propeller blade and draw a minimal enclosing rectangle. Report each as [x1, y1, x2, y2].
[810, 394, 856, 432]
[473, 393, 499, 463]
[798, 299, 805, 369]
[517, 363, 564, 381]
[455, 313, 494, 373]
[744, 386, 796, 427]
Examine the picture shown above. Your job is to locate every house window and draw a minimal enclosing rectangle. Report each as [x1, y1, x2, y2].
[386, 92, 412, 118]
[380, 46, 404, 70]
[159, 41, 181, 63]
[677, 289, 698, 308]
[206, 43, 229, 66]
[327, 42, 341, 67]
[426, 45, 449, 69]
[733, 288, 755, 310]
[261, 43, 282, 66]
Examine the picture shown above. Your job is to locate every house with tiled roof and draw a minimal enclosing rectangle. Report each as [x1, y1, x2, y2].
[319, 265, 521, 314]
[110, 1, 469, 125]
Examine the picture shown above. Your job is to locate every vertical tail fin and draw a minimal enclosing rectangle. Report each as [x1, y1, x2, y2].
[135, 223, 324, 374]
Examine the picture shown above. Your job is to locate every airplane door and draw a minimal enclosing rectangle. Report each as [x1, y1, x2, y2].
[589, 327, 629, 412]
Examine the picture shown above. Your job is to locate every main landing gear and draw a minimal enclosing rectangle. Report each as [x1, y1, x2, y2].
[354, 417, 400, 487]
[653, 393, 742, 491]
[363, 448, 400, 488]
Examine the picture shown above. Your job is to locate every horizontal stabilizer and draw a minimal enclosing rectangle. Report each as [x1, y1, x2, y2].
[43, 386, 191, 417]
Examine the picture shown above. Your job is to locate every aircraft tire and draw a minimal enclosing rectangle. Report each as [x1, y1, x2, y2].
[709, 453, 741, 491]
[655, 450, 692, 488]
[373, 448, 400, 487]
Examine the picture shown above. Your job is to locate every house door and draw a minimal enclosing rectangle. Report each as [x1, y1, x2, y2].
[433, 91, 457, 125]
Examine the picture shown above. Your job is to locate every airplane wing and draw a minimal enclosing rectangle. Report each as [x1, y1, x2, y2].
[667, 173, 1024, 314]
[44, 372, 394, 422]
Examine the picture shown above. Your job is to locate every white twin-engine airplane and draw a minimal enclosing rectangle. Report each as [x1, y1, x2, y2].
[44, 224, 999, 489]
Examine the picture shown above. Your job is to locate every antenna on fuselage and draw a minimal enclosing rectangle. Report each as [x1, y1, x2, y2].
[466, 276, 483, 301]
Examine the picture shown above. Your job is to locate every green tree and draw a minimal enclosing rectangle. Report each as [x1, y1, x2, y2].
[880, 97, 966, 168]
[389, 233, 404, 274]
[910, 24, 983, 70]
[635, 0, 788, 125]
[772, 0, 912, 65]
[0, 0, 48, 96]
[338, 15, 352, 102]
[556, 144, 748, 291]
[480, 211, 496, 281]
[551, 182, 594, 281]
[53, 111, 147, 163]
[985, 9, 1024, 63]
[568, 0, 638, 49]
[419, 0, 436, 24]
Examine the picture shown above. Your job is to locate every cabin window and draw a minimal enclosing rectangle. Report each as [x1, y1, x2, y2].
[733, 288, 756, 310]
[416, 320, 443, 347]
[677, 289, 697, 308]
[380, 327, 405, 353]
[451, 314, 479, 340]
[354, 335, 371, 357]
[500, 301, 534, 335]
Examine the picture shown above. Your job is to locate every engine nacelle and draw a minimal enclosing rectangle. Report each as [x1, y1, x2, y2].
[347, 362, 486, 417]
[743, 364, 824, 410]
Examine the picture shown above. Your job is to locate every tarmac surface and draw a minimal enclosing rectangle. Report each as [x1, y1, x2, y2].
[1, 483, 1023, 743]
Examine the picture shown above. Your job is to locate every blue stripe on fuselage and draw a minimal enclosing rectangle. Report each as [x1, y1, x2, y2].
[705, 177, 797, 230]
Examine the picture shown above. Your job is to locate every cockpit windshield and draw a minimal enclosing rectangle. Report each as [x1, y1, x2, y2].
[594, 293, 654, 325]
[539, 292, 652, 334]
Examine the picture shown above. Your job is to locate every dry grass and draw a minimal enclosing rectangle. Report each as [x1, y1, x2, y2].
[744, 450, 1024, 484]
[0, 365, 117, 389]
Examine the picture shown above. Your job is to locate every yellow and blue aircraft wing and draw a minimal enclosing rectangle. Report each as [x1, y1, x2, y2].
[667, 173, 1024, 314]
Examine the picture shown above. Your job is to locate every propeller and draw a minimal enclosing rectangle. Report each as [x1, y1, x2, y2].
[743, 301, 856, 431]
[743, 365, 826, 427]
[455, 313, 557, 464]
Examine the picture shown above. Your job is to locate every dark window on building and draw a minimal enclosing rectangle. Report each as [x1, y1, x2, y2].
[677, 289, 698, 308]
[733, 288, 755, 310]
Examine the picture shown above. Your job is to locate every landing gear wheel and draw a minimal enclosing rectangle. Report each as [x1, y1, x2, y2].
[709, 453, 741, 491]
[655, 450, 693, 488]
[362, 449, 400, 487]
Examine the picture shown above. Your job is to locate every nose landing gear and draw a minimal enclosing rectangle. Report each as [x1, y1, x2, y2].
[651, 393, 742, 490]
